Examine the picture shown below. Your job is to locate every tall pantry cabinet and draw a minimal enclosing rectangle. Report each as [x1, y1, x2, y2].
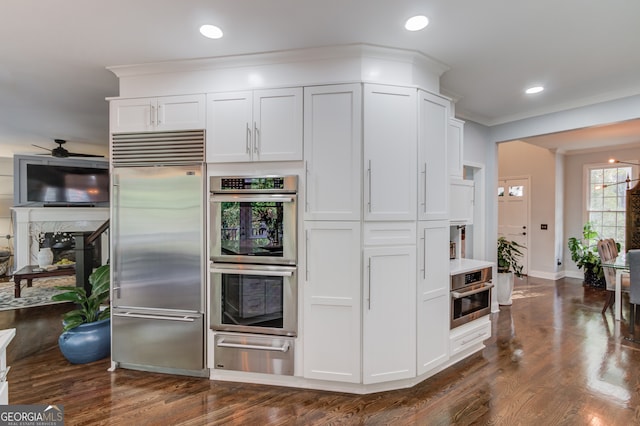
[303, 83, 447, 385]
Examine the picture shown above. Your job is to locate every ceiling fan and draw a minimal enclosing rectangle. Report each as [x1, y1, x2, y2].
[32, 139, 103, 158]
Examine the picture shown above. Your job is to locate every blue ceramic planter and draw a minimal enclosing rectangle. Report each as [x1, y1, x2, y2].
[58, 318, 111, 364]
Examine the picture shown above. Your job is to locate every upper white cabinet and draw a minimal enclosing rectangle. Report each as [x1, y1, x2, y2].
[363, 84, 417, 221]
[418, 90, 450, 221]
[417, 221, 450, 375]
[303, 222, 361, 383]
[304, 84, 362, 221]
[110, 94, 206, 133]
[448, 118, 465, 179]
[206, 88, 302, 163]
[450, 179, 474, 224]
[363, 246, 416, 384]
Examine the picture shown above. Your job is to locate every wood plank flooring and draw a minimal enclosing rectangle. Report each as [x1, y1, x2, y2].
[3, 276, 640, 425]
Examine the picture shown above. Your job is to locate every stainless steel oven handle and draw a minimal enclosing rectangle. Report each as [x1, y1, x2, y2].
[211, 195, 294, 203]
[217, 339, 290, 353]
[211, 267, 294, 277]
[451, 283, 494, 299]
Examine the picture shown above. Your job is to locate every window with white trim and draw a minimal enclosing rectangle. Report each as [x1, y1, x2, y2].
[587, 164, 635, 252]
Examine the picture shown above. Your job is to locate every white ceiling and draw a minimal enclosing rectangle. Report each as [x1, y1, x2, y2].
[2, 0, 640, 156]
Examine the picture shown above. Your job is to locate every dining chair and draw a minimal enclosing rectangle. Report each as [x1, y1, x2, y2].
[626, 249, 640, 340]
[598, 239, 630, 314]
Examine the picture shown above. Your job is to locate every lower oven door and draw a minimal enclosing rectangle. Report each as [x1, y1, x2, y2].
[211, 263, 297, 336]
[450, 282, 493, 329]
[214, 332, 295, 375]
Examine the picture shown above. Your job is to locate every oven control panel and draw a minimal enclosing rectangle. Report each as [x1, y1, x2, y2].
[451, 266, 492, 291]
[211, 175, 298, 193]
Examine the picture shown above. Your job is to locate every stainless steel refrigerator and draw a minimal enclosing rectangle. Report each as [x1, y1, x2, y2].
[111, 164, 206, 377]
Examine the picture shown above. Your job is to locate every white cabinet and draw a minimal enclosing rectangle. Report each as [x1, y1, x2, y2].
[303, 222, 361, 383]
[417, 221, 450, 375]
[206, 88, 302, 163]
[450, 317, 491, 359]
[304, 84, 361, 221]
[450, 179, 474, 224]
[0, 329, 15, 405]
[448, 118, 465, 179]
[363, 84, 417, 221]
[363, 246, 416, 384]
[110, 94, 205, 133]
[417, 90, 450, 221]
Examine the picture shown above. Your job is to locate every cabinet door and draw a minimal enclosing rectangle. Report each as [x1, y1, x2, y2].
[363, 246, 416, 384]
[156, 95, 206, 131]
[418, 90, 449, 221]
[110, 98, 154, 133]
[448, 118, 465, 179]
[450, 179, 474, 224]
[417, 221, 450, 375]
[364, 84, 417, 221]
[303, 222, 361, 383]
[304, 84, 361, 220]
[253, 88, 303, 162]
[206, 91, 253, 163]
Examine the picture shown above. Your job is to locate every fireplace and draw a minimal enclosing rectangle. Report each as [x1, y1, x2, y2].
[38, 231, 102, 267]
[11, 207, 109, 271]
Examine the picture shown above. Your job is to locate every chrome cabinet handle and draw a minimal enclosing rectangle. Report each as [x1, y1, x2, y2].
[254, 122, 259, 154]
[367, 258, 372, 310]
[246, 123, 251, 153]
[367, 160, 372, 213]
[157, 104, 162, 125]
[150, 105, 155, 126]
[305, 229, 310, 281]
[422, 162, 427, 212]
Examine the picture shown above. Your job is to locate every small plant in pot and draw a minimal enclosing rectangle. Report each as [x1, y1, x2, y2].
[52, 264, 111, 364]
[567, 222, 605, 287]
[497, 237, 526, 305]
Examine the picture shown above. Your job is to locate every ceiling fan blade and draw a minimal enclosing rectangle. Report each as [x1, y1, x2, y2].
[32, 144, 52, 152]
[67, 152, 105, 158]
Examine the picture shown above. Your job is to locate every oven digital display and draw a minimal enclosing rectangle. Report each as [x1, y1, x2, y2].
[220, 177, 285, 190]
[465, 271, 482, 285]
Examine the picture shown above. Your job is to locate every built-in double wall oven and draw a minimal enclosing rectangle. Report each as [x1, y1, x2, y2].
[209, 175, 298, 375]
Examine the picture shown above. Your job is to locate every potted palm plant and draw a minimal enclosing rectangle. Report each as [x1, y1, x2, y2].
[52, 264, 111, 364]
[497, 236, 526, 305]
[567, 222, 605, 287]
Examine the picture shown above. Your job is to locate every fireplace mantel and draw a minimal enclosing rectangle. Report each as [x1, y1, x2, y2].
[11, 207, 110, 270]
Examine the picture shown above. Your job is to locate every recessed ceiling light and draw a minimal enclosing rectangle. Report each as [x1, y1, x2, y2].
[405, 15, 429, 31]
[199, 24, 223, 39]
[525, 86, 544, 95]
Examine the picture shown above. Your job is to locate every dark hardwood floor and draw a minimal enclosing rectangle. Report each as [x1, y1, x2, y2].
[2, 276, 640, 425]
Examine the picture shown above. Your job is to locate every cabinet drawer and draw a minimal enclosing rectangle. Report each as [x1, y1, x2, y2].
[450, 319, 491, 357]
[363, 222, 416, 246]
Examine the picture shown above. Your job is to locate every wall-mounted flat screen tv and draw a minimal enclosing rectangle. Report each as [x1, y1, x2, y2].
[25, 164, 109, 205]
[14, 155, 110, 207]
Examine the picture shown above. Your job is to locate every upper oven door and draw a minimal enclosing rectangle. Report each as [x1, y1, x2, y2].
[210, 193, 297, 265]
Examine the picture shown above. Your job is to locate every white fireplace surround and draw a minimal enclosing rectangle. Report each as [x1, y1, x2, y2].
[11, 207, 109, 270]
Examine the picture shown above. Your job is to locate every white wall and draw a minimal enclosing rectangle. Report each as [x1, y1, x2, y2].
[563, 146, 640, 278]
[498, 141, 557, 277]
[460, 120, 495, 262]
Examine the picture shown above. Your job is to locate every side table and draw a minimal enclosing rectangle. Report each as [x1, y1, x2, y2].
[12, 265, 75, 298]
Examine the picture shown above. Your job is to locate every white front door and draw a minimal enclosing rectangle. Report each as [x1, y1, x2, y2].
[498, 177, 530, 275]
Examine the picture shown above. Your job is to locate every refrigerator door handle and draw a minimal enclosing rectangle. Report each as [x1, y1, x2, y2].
[113, 312, 198, 322]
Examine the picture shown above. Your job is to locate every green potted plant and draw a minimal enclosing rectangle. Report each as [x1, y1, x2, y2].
[567, 222, 605, 287]
[52, 264, 111, 364]
[497, 237, 526, 305]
